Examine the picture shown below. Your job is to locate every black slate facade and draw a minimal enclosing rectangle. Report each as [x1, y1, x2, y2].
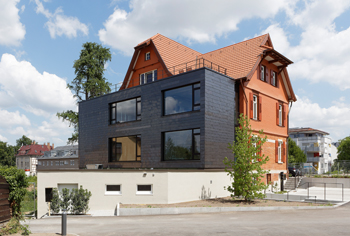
[79, 68, 236, 169]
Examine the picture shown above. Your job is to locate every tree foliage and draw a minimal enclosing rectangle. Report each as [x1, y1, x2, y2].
[57, 42, 112, 144]
[0, 166, 28, 218]
[50, 188, 61, 214]
[337, 136, 350, 161]
[223, 114, 269, 201]
[0, 142, 16, 167]
[16, 135, 32, 148]
[288, 137, 307, 163]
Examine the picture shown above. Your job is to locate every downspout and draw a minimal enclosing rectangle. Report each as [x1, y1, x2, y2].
[240, 78, 249, 116]
[287, 101, 293, 170]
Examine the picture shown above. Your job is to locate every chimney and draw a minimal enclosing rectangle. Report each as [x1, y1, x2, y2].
[47, 142, 50, 150]
[52, 143, 54, 150]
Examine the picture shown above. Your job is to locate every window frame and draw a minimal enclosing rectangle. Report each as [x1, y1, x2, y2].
[105, 184, 122, 195]
[271, 70, 277, 86]
[109, 135, 141, 162]
[136, 184, 152, 195]
[109, 97, 141, 124]
[140, 70, 157, 85]
[279, 104, 282, 126]
[278, 141, 282, 163]
[145, 52, 150, 61]
[163, 83, 201, 116]
[162, 128, 200, 161]
[253, 95, 258, 120]
[260, 65, 266, 82]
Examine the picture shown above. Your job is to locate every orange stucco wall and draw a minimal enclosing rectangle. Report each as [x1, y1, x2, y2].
[126, 45, 167, 89]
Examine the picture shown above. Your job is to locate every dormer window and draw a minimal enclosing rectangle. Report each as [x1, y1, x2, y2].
[271, 71, 276, 86]
[260, 65, 266, 81]
[145, 52, 150, 61]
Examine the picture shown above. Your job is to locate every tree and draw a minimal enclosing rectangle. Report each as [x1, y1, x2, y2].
[70, 186, 92, 214]
[16, 135, 32, 148]
[223, 114, 269, 201]
[337, 136, 350, 161]
[0, 141, 16, 167]
[57, 42, 112, 144]
[288, 137, 307, 163]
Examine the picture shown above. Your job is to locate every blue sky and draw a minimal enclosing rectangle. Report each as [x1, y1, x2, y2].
[0, 0, 350, 147]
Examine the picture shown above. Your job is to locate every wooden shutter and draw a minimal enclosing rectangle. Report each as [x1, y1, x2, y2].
[265, 67, 269, 83]
[249, 93, 253, 119]
[276, 73, 279, 88]
[282, 142, 286, 163]
[270, 69, 273, 85]
[258, 95, 262, 121]
[275, 141, 279, 163]
[282, 104, 287, 127]
[276, 103, 279, 126]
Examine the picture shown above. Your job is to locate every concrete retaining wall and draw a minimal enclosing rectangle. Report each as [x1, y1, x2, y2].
[299, 177, 350, 188]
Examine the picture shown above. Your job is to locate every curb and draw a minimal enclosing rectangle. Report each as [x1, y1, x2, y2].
[119, 201, 349, 216]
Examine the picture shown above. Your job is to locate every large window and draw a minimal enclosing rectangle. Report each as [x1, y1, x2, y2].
[163, 129, 200, 161]
[110, 97, 141, 124]
[140, 70, 157, 85]
[109, 135, 141, 162]
[164, 83, 200, 115]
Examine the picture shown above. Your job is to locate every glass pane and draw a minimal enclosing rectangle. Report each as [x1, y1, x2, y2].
[116, 136, 137, 161]
[194, 134, 200, 154]
[136, 135, 141, 158]
[147, 73, 153, 83]
[138, 185, 151, 191]
[140, 74, 144, 85]
[137, 101, 141, 115]
[193, 83, 200, 88]
[111, 106, 116, 121]
[194, 88, 200, 105]
[154, 70, 157, 80]
[164, 85, 192, 115]
[107, 185, 120, 191]
[117, 99, 136, 123]
[164, 130, 192, 160]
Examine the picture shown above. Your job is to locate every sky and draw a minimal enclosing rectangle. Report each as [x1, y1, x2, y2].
[1, 0, 350, 147]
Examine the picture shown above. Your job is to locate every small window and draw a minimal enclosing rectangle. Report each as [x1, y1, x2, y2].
[145, 52, 150, 61]
[271, 71, 276, 86]
[136, 185, 152, 195]
[260, 65, 265, 81]
[38, 161, 41, 166]
[279, 105, 282, 126]
[60, 161, 64, 166]
[51, 161, 53, 166]
[140, 70, 157, 85]
[64, 161, 68, 165]
[253, 95, 258, 120]
[105, 185, 121, 195]
[278, 141, 282, 162]
[55, 161, 59, 166]
[70, 160, 75, 166]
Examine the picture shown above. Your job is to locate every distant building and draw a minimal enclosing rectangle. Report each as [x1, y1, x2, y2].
[289, 127, 337, 174]
[16, 141, 54, 176]
[37, 145, 79, 170]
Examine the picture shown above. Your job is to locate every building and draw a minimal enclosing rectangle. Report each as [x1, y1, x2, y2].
[37, 145, 79, 170]
[38, 33, 296, 217]
[16, 142, 54, 176]
[289, 127, 338, 174]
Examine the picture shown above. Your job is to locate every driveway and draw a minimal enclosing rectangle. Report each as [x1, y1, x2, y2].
[26, 202, 350, 236]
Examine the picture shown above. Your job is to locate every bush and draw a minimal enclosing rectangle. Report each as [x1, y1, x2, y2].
[0, 217, 30, 235]
[60, 188, 71, 212]
[50, 188, 61, 214]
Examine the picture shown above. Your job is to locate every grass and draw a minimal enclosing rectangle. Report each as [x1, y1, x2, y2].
[21, 189, 36, 215]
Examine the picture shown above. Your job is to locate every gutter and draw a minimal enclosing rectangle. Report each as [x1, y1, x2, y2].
[287, 101, 293, 169]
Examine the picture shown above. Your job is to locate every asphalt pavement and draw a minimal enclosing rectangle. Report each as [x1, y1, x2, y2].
[26, 202, 350, 236]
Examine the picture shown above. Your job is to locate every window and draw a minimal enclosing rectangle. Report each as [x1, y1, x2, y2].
[260, 65, 266, 81]
[278, 141, 282, 162]
[105, 185, 121, 195]
[164, 83, 200, 115]
[38, 161, 41, 166]
[276, 103, 286, 127]
[136, 185, 152, 195]
[163, 129, 200, 161]
[43, 161, 45, 166]
[55, 161, 59, 166]
[253, 95, 257, 120]
[60, 161, 64, 166]
[64, 161, 68, 165]
[110, 97, 141, 124]
[140, 70, 157, 85]
[51, 161, 53, 166]
[271, 70, 276, 86]
[275, 140, 285, 163]
[145, 52, 150, 61]
[279, 105, 282, 126]
[250, 93, 262, 121]
[70, 160, 75, 166]
[109, 135, 141, 162]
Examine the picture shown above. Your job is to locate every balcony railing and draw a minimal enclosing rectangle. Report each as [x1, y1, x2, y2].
[110, 58, 227, 92]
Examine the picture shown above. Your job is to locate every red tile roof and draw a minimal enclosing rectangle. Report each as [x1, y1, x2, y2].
[16, 144, 53, 157]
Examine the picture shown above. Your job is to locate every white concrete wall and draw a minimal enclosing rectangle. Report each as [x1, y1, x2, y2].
[37, 170, 230, 217]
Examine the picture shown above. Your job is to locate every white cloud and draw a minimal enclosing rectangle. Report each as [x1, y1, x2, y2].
[0, 0, 26, 46]
[99, 0, 290, 55]
[34, 0, 88, 39]
[0, 134, 8, 142]
[290, 96, 350, 142]
[0, 109, 31, 128]
[0, 53, 77, 116]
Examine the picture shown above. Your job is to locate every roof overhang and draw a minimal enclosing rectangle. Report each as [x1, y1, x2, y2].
[263, 49, 293, 68]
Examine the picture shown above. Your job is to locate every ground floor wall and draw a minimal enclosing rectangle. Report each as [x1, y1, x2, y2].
[37, 170, 231, 217]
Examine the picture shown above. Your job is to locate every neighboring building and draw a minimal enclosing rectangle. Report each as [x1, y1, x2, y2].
[289, 127, 337, 174]
[37, 145, 79, 170]
[16, 142, 54, 176]
[38, 33, 296, 217]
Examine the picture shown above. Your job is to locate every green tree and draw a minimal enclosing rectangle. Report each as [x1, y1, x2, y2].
[57, 42, 112, 144]
[60, 188, 71, 212]
[16, 135, 32, 148]
[0, 141, 16, 167]
[223, 114, 269, 201]
[50, 188, 61, 214]
[337, 136, 350, 161]
[288, 137, 307, 163]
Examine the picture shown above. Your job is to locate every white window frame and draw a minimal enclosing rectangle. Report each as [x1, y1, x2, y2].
[105, 184, 122, 195]
[253, 95, 258, 120]
[145, 52, 150, 61]
[260, 65, 265, 81]
[271, 71, 276, 86]
[279, 104, 282, 126]
[140, 70, 157, 85]
[136, 184, 153, 195]
[278, 141, 282, 163]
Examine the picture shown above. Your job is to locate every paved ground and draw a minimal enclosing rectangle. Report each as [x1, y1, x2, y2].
[26, 202, 350, 236]
[287, 186, 350, 201]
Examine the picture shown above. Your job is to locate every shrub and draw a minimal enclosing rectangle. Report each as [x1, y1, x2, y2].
[60, 188, 71, 212]
[50, 188, 61, 214]
[70, 186, 92, 214]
